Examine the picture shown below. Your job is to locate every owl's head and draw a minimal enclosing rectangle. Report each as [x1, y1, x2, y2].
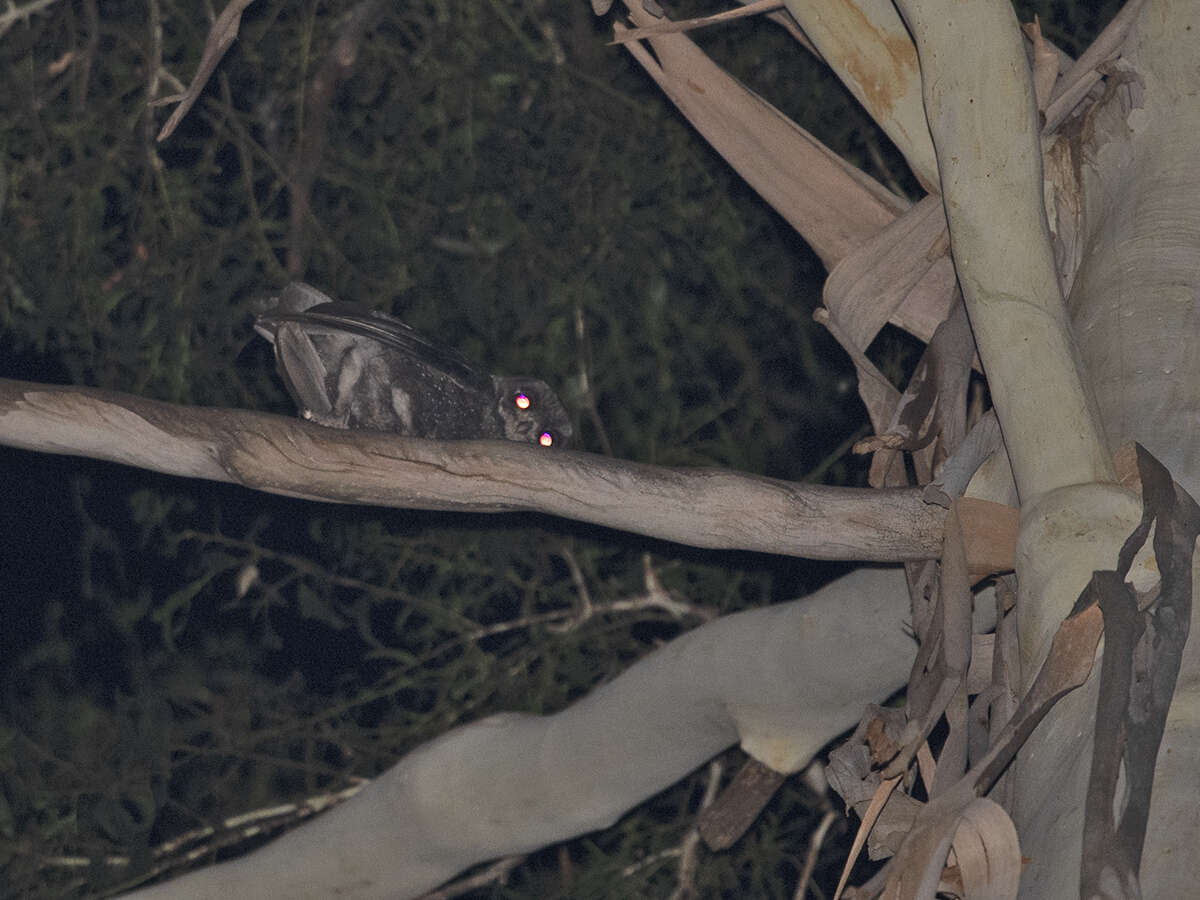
[493, 377, 573, 448]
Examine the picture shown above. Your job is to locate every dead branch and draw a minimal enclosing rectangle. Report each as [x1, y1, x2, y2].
[0, 378, 946, 561]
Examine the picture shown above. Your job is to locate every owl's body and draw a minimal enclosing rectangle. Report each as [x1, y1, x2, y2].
[256, 283, 572, 447]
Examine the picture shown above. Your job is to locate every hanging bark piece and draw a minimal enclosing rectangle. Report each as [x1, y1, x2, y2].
[1080, 444, 1200, 898]
[875, 594, 1105, 900]
[885, 500, 974, 785]
[853, 298, 976, 475]
[696, 756, 787, 851]
[825, 706, 921, 862]
[831, 560, 1104, 896]
[614, 8, 903, 269]
[822, 194, 958, 350]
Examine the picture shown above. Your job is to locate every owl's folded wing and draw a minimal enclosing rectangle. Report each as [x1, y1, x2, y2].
[257, 292, 494, 396]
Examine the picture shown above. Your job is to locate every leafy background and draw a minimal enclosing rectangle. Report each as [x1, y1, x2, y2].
[0, 1, 1118, 896]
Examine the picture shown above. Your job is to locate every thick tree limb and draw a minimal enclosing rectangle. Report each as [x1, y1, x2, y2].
[883, 2, 1200, 899]
[0, 378, 946, 561]
[1011, 3, 1200, 898]
[121, 566, 916, 900]
[893, 0, 1114, 503]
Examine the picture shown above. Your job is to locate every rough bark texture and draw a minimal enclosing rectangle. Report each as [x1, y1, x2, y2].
[0, 379, 946, 562]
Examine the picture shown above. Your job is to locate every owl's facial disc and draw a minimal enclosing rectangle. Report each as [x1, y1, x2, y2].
[512, 392, 554, 446]
[495, 378, 572, 448]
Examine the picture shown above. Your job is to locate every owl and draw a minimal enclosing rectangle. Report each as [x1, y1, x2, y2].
[255, 283, 572, 448]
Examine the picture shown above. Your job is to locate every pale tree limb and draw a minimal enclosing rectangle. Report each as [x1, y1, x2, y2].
[891, 2, 1200, 899]
[0, 378, 946, 561]
[0, 371, 941, 898]
[891, 0, 1134, 720]
[122, 566, 917, 900]
[1013, 2, 1200, 897]
[892, 0, 1113, 504]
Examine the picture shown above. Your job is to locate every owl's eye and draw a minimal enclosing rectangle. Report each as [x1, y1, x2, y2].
[539, 432, 554, 447]
[514, 392, 532, 410]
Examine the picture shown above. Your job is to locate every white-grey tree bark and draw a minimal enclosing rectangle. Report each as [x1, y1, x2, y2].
[1013, 4, 1200, 896]
[0, 379, 945, 562]
[119, 566, 917, 899]
[2, 0, 1196, 897]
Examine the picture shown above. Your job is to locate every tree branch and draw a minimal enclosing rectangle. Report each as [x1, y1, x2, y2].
[892, 0, 1114, 502]
[0, 378, 945, 561]
[121, 566, 916, 900]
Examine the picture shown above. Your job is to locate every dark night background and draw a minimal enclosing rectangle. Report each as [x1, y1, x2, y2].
[0, 1, 1118, 896]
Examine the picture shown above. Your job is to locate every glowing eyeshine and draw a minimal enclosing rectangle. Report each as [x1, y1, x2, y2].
[514, 392, 531, 410]
[539, 432, 554, 447]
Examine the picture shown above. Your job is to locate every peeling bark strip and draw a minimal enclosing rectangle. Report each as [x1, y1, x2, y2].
[0, 378, 945, 561]
[696, 757, 786, 852]
[871, 594, 1104, 900]
[1081, 445, 1200, 898]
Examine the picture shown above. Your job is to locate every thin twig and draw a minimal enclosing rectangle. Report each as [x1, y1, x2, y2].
[668, 759, 724, 900]
[418, 854, 527, 900]
[0, 0, 64, 38]
[793, 808, 838, 900]
[610, 0, 783, 45]
[287, 0, 385, 275]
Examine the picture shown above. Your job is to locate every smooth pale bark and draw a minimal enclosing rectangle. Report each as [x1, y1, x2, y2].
[889, 2, 1198, 898]
[123, 567, 916, 900]
[1012, 2, 1200, 897]
[890, 0, 1130, 696]
[893, 0, 1114, 502]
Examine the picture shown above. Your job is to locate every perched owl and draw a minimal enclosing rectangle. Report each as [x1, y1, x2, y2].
[255, 283, 572, 447]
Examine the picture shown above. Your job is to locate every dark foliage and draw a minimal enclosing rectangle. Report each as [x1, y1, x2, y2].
[0, 1, 1116, 897]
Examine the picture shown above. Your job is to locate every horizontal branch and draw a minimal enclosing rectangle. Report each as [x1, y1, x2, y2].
[0, 378, 946, 561]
